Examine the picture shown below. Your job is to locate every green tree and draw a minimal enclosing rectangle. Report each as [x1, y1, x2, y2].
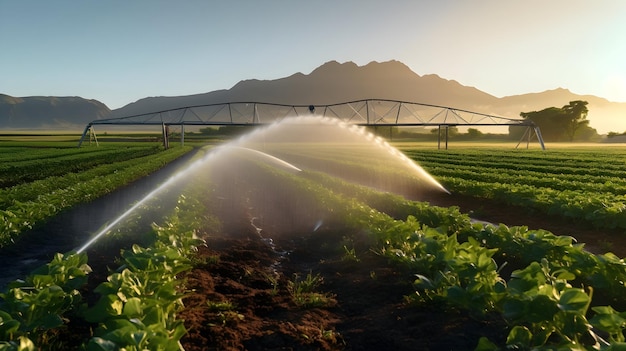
[466, 128, 483, 139]
[518, 107, 565, 141]
[516, 100, 590, 142]
[561, 100, 589, 141]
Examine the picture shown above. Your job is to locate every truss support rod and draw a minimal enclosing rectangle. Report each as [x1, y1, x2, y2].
[90, 126, 99, 146]
[254, 103, 259, 123]
[535, 127, 546, 150]
[162, 123, 169, 150]
[437, 125, 441, 149]
[515, 126, 530, 149]
[395, 103, 401, 124]
[77, 124, 92, 148]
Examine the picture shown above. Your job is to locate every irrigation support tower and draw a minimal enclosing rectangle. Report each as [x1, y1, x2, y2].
[78, 99, 546, 150]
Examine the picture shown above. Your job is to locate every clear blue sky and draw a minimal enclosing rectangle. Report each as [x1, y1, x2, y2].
[2, 0, 625, 110]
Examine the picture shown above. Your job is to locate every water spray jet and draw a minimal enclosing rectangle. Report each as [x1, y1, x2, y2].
[75, 115, 448, 252]
[229, 147, 302, 173]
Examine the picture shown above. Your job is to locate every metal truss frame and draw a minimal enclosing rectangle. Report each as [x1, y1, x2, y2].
[78, 99, 545, 149]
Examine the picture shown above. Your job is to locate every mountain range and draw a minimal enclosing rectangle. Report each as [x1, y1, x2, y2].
[0, 94, 110, 129]
[2, 60, 624, 134]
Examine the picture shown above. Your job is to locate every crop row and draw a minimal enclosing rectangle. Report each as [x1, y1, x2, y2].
[0, 194, 209, 350]
[228, 158, 626, 349]
[0, 146, 103, 163]
[0, 145, 163, 188]
[75, 144, 626, 349]
[405, 150, 626, 179]
[83, 202, 206, 351]
[402, 147, 626, 230]
[0, 252, 91, 350]
[421, 162, 626, 194]
[0, 145, 192, 247]
[0, 145, 216, 349]
[3, 143, 626, 349]
[422, 162, 626, 195]
[401, 147, 626, 167]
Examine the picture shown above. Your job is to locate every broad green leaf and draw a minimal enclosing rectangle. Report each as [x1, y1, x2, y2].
[590, 306, 626, 334]
[85, 337, 118, 351]
[506, 326, 532, 348]
[84, 294, 123, 323]
[555, 311, 591, 339]
[558, 289, 590, 314]
[142, 306, 164, 326]
[0, 311, 20, 337]
[527, 295, 559, 323]
[122, 297, 143, 318]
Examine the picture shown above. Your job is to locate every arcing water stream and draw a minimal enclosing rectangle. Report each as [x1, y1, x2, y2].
[75, 116, 447, 251]
[1, 116, 448, 288]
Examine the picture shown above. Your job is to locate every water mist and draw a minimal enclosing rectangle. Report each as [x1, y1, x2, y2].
[75, 116, 447, 252]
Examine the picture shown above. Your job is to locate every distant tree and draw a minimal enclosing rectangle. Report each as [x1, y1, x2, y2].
[198, 125, 256, 136]
[517, 100, 590, 142]
[573, 124, 599, 141]
[607, 131, 626, 138]
[199, 127, 219, 135]
[466, 128, 483, 139]
[430, 126, 459, 137]
[518, 107, 565, 141]
[561, 100, 589, 141]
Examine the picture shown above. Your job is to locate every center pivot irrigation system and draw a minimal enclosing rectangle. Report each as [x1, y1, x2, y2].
[78, 99, 545, 149]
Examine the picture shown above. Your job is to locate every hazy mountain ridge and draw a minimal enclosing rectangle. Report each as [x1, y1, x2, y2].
[2, 60, 625, 133]
[112, 60, 501, 117]
[112, 60, 624, 133]
[0, 94, 111, 129]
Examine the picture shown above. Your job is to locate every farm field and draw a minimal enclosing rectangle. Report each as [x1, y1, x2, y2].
[0, 141, 193, 250]
[2, 131, 626, 350]
[398, 143, 626, 253]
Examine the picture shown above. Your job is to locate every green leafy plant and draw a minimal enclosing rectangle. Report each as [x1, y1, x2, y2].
[342, 245, 360, 262]
[287, 272, 336, 308]
[0, 253, 91, 348]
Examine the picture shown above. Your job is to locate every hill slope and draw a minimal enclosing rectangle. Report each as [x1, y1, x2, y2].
[113, 60, 500, 117]
[113, 61, 625, 134]
[3, 60, 625, 133]
[0, 95, 111, 129]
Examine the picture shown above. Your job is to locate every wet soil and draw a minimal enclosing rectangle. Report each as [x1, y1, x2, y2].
[175, 191, 625, 351]
[178, 218, 508, 351]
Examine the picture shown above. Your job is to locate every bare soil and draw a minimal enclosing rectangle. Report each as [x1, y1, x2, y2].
[175, 192, 625, 351]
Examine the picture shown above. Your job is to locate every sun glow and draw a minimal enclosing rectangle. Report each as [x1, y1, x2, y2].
[605, 75, 626, 103]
